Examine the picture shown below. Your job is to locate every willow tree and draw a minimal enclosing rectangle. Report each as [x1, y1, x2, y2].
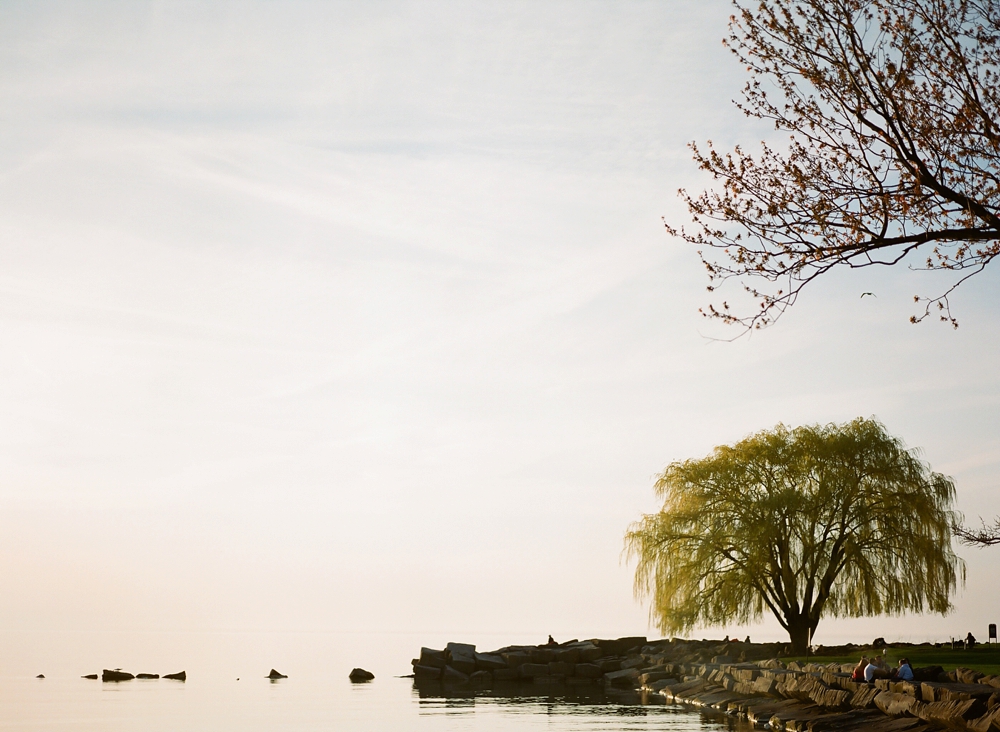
[667, 0, 1000, 329]
[625, 418, 963, 653]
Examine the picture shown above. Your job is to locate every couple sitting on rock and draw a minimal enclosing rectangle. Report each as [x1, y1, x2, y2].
[853, 655, 913, 682]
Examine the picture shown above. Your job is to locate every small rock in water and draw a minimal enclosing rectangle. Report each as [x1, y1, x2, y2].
[163, 671, 186, 681]
[267, 669, 287, 679]
[82, 674, 98, 680]
[136, 673, 159, 679]
[36, 674, 45, 679]
[349, 668, 374, 682]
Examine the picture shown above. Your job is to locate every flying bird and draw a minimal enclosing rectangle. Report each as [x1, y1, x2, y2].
[860, 292, 876, 298]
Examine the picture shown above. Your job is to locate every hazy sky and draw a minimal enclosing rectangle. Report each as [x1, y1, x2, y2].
[2, 1, 999, 648]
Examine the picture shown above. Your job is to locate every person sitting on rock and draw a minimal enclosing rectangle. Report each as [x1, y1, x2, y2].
[893, 658, 914, 681]
[864, 655, 891, 682]
[966, 632, 977, 649]
[851, 656, 869, 682]
[546, 635, 557, 646]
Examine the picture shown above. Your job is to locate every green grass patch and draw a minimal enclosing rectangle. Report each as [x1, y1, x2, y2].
[787, 645, 1000, 677]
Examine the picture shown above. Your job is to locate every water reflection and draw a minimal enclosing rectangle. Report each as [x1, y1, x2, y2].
[412, 680, 737, 730]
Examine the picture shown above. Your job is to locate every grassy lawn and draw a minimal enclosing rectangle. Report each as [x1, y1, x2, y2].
[787, 645, 1000, 677]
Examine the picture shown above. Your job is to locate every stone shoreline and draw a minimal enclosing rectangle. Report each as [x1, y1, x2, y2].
[412, 637, 1000, 731]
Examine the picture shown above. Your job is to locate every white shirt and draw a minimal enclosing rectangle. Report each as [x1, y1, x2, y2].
[864, 663, 878, 682]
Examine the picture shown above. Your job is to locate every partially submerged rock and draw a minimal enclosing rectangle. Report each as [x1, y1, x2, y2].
[267, 669, 287, 679]
[163, 671, 186, 681]
[136, 673, 159, 679]
[102, 670, 134, 682]
[82, 674, 98, 680]
[35, 674, 44, 679]
[349, 668, 374, 682]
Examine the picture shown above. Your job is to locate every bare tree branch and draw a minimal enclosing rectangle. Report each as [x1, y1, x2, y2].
[669, 0, 1000, 330]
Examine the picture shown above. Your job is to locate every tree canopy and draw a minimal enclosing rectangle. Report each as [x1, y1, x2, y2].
[624, 418, 963, 653]
[667, 0, 1000, 330]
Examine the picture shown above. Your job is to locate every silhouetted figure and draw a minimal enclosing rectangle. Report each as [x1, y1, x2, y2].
[966, 632, 977, 649]
[745, 636, 751, 644]
[546, 635, 557, 646]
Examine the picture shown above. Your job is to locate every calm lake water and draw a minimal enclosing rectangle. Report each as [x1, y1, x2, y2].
[1, 631, 732, 731]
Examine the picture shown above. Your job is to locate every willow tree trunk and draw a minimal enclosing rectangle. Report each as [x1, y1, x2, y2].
[786, 615, 817, 656]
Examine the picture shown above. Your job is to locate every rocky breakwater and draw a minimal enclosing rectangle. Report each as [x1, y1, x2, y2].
[639, 648, 1000, 731]
[412, 636, 658, 688]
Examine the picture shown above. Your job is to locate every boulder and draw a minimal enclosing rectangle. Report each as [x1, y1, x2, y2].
[136, 674, 159, 679]
[640, 670, 672, 685]
[554, 648, 580, 664]
[418, 648, 446, 669]
[874, 691, 925, 717]
[349, 668, 374, 682]
[529, 648, 556, 664]
[595, 658, 622, 673]
[913, 665, 945, 682]
[711, 655, 733, 664]
[604, 667, 640, 688]
[102, 670, 134, 682]
[441, 665, 469, 684]
[849, 686, 881, 709]
[474, 652, 506, 671]
[812, 687, 852, 709]
[445, 641, 476, 656]
[36, 674, 44, 679]
[752, 676, 779, 696]
[501, 652, 530, 669]
[519, 663, 549, 678]
[919, 697, 989, 728]
[493, 668, 518, 681]
[593, 637, 646, 657]
[412, 665, 441, 680]
[959, 668, 987, 685]
[921, 681, 997, 704]
[548, 662, 573, 677]
[575, 644, 603, 663]
[163, 671, 186, 681]
[574, 663, 603, 679]
[967, 707, 1000, 732]
[446, 643, 477, 675]
[267, 669, 287, 679]
[82, 674, 98, 680]
[469, 670, 492, 686]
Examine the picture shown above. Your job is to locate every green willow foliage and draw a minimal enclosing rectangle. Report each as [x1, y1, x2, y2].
[625, 418, 963, 652]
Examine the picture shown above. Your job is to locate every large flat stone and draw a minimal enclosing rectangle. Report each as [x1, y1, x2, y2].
[418, 648, 447, 669]
[918, 697, 989, 728]
[604, 667, 640, 688]
[413, 665, 442, 680]
[441, 665, 469, 684]
[519, 663, 549, 678]
[474, 653, 506, 671]
[874, 691, 925, 718]
[921, 682, 997, 703]
[574, 663, 602, 679]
